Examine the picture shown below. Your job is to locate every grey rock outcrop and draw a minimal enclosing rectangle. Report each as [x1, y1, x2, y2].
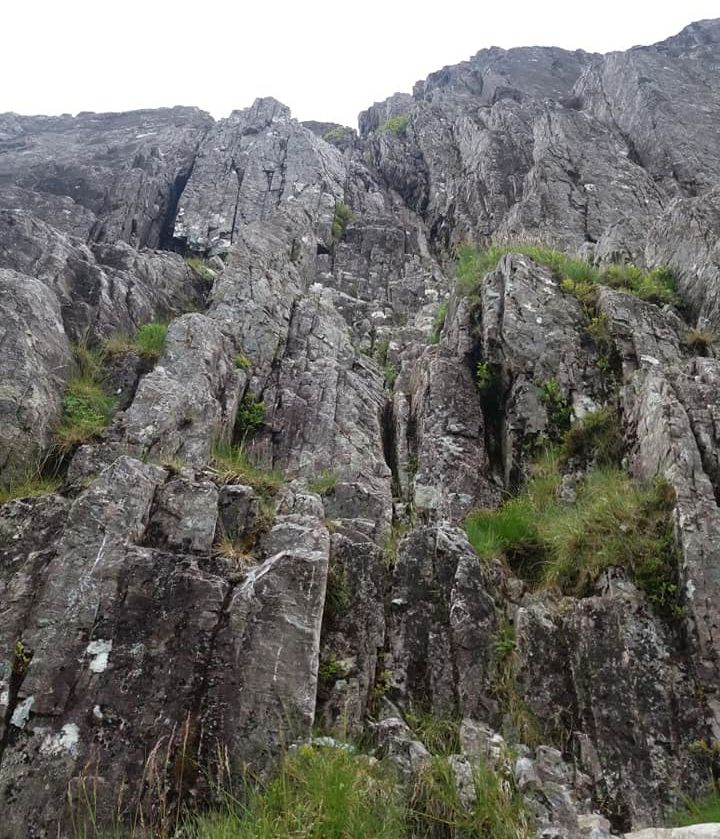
[0, 269, 72, 482]
[3, 16, 720, 838]
[0, 107, 211, 247]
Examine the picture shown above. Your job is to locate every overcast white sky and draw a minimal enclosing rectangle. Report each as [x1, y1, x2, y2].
[3, 1, 719, 128]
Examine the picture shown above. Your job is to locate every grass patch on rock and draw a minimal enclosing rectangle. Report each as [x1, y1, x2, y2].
[134, 322, 168, 360]
[331, 202, 354, 241]
[56, 344, 115, 453]
[409, 755, 534, 839]
[211, 443, 284, 497]
[379, 114, 409, 136]
[430, 302, 448, 345]
[464, 427, 682, 619]
[103, 321, 169, 361]
[456, 242, 679, 307]
[0, 475, 62, 505]
[184, 255, 215, 283]
[309, 470, 337, 497]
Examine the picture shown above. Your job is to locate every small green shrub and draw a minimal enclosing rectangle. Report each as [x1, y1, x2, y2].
[383, 364, 398, 388]
[309, 470, 337, 497]
[318, 656, 350, 692]
[186, 743, 405, 839]
[235, 395, 266, 440]
[331, 202, 354, 241]
[379, 115, 409, 136]
[475, 361, 493, 391]
[409, 756, 534, 839]
[12, 639, 32, 676]
[325, 562, 351, 621]
[134, 322, 168, 360]
[539, 379, 572, 443]
[211, 443, 283, 496]
[323, 126, 350, 143]
[234, 353, 252, 370]
[672, 788, 720, 826]
[373, 336, 390, 366]
[184, 255, 215, 283]
[430, 302, 448, 344]
[561, 407, 623, 468]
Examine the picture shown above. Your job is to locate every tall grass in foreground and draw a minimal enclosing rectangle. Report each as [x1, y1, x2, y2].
[186, 745, 405, 839]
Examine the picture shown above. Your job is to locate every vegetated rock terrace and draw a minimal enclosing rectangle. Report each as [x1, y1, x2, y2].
[2, 17, 720, 838]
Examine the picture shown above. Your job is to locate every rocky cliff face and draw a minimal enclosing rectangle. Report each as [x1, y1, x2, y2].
[2, 18, 720, 839]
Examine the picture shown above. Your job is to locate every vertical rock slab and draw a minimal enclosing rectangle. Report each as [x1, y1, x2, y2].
[208, 514, 330, 768]
[121, 313, 242, 466]
[479, 254, 602, 484]
[645, 187, 720, 332]
[0, 269, 72, 483]
[625, 364, 720, 683]
[517, 587, 709, 830]
[174, 98, 345, 254]
[408, 346, 500, 521]
[316, 529, 387, 732]
[387, 525, 498, 719]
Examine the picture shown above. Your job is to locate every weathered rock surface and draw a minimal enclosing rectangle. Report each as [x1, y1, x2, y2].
[0, 210, 205, 340]
[2, 16, 720, 838]
[0, 107, 211, 247]
[479, 254, 603, 484]
[516, 584, 709, 828]
[0, 269, 72, 482]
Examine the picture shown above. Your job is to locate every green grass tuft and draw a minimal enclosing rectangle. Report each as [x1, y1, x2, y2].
[184, 255, 215, 283]
[430, 302, 448, 345]
[211, 443, 283, 496]
[309, 470, 337, 497]
[561, 407, 623, 468]
[0, 476, 62, 505]
[234, 353, 252, 370]
[673, 789, 720, 826]
[409, 755, 534, 839]
[686, 327, 716, 355]
[404, 710, 461, 756]
[186, 743, 405, 839]
[134, 322, 168, 360]
[465, 448, 682, 618]
[56, 345, 115, 453]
